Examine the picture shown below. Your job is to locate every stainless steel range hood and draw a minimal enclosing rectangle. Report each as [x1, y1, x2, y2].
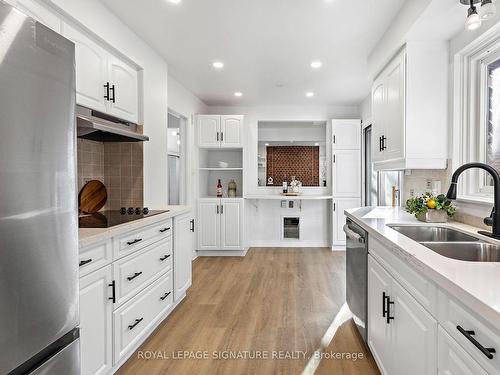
[76, 106, 149, 142]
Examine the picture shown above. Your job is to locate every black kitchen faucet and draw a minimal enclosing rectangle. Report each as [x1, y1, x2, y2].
[446, 162, 500, 239]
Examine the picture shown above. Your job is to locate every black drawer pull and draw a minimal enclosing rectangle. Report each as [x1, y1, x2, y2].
[160, 291, 171, 301]
[128, 318, 143, 330]
[108, 280, 116, 303]
[79, 259, 92, 267]
[457, 325, 496, 359]
[159, 227, 171, 233]
[159, 254, 171, 261]
[127, 272, 143, 281]
[126, 238, 142, 246]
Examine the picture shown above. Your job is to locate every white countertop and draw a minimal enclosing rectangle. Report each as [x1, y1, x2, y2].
[79, 205, 191, 247]
[346, 206, 500, 329]
[244, 194, 333, 200]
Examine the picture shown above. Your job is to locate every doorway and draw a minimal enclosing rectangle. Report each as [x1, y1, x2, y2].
[167, 111, 187, 205]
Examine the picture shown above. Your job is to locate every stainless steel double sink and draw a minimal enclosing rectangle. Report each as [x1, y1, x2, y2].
[389, 225, 500, 262]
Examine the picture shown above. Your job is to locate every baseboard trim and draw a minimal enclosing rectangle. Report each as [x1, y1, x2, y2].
[196, 248, 249, 257]
[249, 241, 330, 248]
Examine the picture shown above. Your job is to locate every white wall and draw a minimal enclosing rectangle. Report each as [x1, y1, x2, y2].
[206, 104, 359, 248]
[360, 95, 372, 125]
[48, 0, 169, 209]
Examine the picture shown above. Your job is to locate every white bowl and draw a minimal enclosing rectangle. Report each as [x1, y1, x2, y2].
[218, 161, 229, 168]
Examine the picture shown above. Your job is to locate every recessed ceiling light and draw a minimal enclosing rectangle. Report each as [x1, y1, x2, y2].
[311, 61, 322, 69]
[212, 61, 224, 69]
[234, 92, 243, 97]
[306, 92, 315, 98]
[168, 0, 181, 4]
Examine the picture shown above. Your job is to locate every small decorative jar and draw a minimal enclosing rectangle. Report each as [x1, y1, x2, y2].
[228, 179, 237, 198]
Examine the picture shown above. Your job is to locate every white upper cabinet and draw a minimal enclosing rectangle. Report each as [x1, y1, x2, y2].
[197, 115, 243, 148]
[62, 23, 140, 123]
[63, 23, 108, 113]
[220, 115, 243, 148]
[108, 55, 139, 123]
[332, 119, 361, 150]
[10, 0, 61, 32]
[332, 149, 361, 197]
[371, 42, 448, 170]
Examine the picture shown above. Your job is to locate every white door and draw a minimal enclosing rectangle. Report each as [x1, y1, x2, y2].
[438, 327, 488, 375]
[173, 213, 193, 301]
[391, 279, 437, 375]
[14, 0, 61, 31]
[332, 149, 361, 197]
[197, 199, 220, 250]
[220, 199, 243, 250]
[332, 198, 361, 245]
[62, 23, 108, 113]
[108, 55, 139, 123]
[332, 119, 361, 150]
[79, 265, 113, 375]
[384, 52, 406, 162]
[368, 255, 392, 375]
[371, 78, 385, 163]
[198, 115, 221, 148]
[220, 115, 243, 148]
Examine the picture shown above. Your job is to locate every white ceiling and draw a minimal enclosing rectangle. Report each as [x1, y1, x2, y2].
[101, 0, 406, 107]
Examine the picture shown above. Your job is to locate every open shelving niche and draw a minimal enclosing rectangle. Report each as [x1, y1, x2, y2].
[198, 149, 244, 198]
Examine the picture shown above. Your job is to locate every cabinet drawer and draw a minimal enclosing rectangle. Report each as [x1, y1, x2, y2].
[438, 290, 500, 374]
[79, 239, 113, 277]
[113, 237, 172, 306]
[369, 236, 438, 317]
[113, 218, 172, 259]
[113, 271, 173, 363]
[438, 326, 488, 375]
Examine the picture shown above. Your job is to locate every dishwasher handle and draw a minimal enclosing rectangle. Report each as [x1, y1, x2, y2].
[343, 224, 365, 243]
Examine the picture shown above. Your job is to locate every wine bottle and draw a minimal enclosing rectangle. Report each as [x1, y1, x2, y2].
[216, 179, 223, 198]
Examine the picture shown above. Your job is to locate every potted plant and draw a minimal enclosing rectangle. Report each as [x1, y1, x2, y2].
[405, 192, 456, 223]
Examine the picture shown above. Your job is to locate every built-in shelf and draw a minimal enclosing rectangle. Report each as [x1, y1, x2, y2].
[199, 167, 243, 171]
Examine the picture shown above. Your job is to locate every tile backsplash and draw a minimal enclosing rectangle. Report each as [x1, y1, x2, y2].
[77, 139, 143, 210]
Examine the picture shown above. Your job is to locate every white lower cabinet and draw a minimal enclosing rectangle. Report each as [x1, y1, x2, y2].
[173, 213, 194, 301]
[368, 254, 437, 375]
[332, 198, 361, 246]
[80, 265, 113, 375]
[198, 198, 243, 251]
[438, 327, 488, 375]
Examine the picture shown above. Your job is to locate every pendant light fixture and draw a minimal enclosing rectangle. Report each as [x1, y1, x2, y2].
[464, 0, 482, 30]
[480, 0, 497, 19]
[461, 0, 497, 31]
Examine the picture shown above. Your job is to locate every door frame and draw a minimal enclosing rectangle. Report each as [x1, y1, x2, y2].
[361, 119, 372, 206]
[167, 109, 189, 205]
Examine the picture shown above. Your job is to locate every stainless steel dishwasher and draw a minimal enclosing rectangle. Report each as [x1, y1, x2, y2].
[344, 218, 368, 342]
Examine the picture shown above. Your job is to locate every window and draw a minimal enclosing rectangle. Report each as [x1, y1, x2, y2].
[455, 31, 500, 203]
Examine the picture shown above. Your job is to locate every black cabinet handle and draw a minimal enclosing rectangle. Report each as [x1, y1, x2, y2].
[217, 205, 219, 214]
[108, 280, 116, 303]
[127, 272, 143, 281]
[386, 295, 394, 324]
[79, 259, 92, 267]
[110, 84, 116, 103]
[159, 227, 170, 233]
[159, 254, 171, 261]
[128, 318, 143, 330]
[333, 135, 336, 144]
[127, 238, 142, 246]
[221, 132, 224, 142]
[457, 325, 496, 359]
[190, 219, 195, 232]
[104, 82, 110, 101]
[160, 291, 171, 301]
[381, 135, 387, 151]
[221, 205, 224, 214]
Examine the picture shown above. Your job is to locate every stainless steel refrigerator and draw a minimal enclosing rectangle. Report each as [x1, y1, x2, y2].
[0, 1, 80, 374]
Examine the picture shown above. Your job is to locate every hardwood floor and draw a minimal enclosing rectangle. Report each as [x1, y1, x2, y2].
[117, 248, 379, 375]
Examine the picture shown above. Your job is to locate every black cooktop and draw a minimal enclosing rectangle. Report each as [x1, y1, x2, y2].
[79, 209, 169, 228]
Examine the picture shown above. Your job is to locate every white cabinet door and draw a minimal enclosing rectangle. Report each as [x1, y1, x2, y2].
[438, 327, 488, 375]
[332, 119, 361, 150]
[198, 115, 221, 148]
[371, 78, 385, 163]
[391, 280, 437, 375]
[368, 255, 392, 375]
[13, 0, 61, 32]
[220, 115, 243, 148]
[108, 55, 139, 123]
[198, 199, 220, 250]
[220, 199, 243, 250]
[62, 23, 108, 113]
[332, 198, 361, 245]
[173, 213, 193, 301]
[79, 265, 113, 375]
[384, 52, 406, 162]
[332, 149, 361, 197]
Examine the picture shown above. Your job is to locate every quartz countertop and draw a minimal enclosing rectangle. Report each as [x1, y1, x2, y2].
[79, 205, 191, 247]
[346, 206, 500, 329]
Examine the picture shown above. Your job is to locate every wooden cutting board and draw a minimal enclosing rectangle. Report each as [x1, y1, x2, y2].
[79, 180, 107, 213]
